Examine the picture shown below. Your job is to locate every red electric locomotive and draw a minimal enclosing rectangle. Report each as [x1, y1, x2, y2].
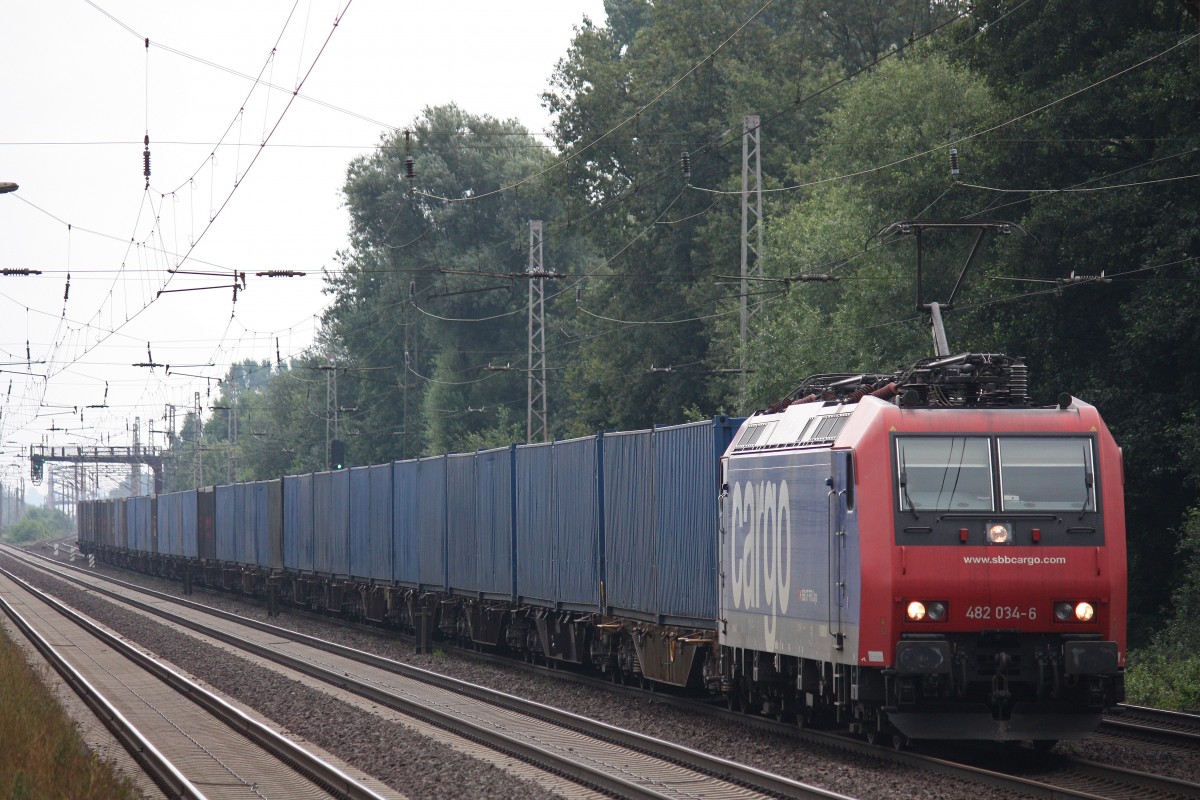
[715, 223, 1125, 745]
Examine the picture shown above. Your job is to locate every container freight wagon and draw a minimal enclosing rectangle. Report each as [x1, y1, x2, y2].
[212, 480, 282, 592]
[595, 417, 741, 686]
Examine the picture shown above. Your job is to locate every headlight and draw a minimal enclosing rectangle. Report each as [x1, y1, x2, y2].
[905, 600, 948, 622]
[987, 522, 1012, 544]
[1054, 600, 1096, 622]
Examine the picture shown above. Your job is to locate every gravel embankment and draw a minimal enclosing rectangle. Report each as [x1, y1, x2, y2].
[20, 549, 1198, 798]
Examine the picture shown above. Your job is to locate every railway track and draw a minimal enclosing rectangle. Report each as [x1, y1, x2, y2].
[15, 544, 1200, 800]
[0, 563, 392, 800]
[1101, 705, 1200, 748]
[3, 545, 851, 800]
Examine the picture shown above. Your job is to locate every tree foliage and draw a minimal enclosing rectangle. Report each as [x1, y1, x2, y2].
[325, 104, 581, 457]
[749, 47, 1003, 402]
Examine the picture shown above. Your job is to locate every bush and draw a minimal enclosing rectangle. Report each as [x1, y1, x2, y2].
[1124, 508, 1200, 712]
[1125, 650, 1200, 711]
[2, 507, 73, 545]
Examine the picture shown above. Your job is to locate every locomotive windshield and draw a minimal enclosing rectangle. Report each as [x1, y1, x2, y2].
[895, 435, 1097, 513]
[896, 436, 993, 511]
[998, 437, 1095, 511]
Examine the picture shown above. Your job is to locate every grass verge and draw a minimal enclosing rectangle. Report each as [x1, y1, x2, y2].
[0, 623, 139, 799]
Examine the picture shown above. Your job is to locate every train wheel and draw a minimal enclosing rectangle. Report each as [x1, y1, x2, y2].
[891, 733, 908, 751]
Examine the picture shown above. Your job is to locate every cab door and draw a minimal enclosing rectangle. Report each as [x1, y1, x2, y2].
[829, 450, 855, 651]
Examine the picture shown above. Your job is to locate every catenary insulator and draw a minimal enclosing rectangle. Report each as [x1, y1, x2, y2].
[949, 147, 960, 179]
[404, 155, 415, 179]
[680, 149, 691, 183]
[143, 134, 151, 179]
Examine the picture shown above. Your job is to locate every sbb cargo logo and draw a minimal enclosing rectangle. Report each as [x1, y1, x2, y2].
[728, 480, 792, 648]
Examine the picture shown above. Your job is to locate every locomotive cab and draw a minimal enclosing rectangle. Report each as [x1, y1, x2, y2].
[885, 424, 1125, 740]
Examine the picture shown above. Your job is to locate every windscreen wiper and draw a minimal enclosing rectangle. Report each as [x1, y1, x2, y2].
[1078, 470, 1094, 520]
[900, 455, 919, 520]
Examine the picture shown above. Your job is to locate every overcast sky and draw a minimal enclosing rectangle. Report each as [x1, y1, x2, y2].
[1, 0, 607, 496]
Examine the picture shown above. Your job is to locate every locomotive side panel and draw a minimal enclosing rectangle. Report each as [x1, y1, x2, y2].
[720, 448, 861, 664]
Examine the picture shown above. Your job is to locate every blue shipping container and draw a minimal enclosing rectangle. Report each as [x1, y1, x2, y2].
[367, 463, 393, 583]
[215, 484, 238, 562]
[515, 441, 555, 604]
[392, 459, 421, 586]
[654, 418, 738, 624]
[602, 418, 739, 627]
[128, 495, 152, 554]
[252, 481, 278, 570]
[417, 456, 447, 590]
[553, 436, 601, 610]
[181, 489, 198, 559]
[446, 452, 478, 595]
[515, 436, 601, 610]
[348, 466, 372, 579]
[601, 429, 655, 618]
[475, 446, 514, 600]
[156, 493, 178, 557]
[239, 483, 260, 566]
[283, 474, 314, 572]
[313, 470, 350, 576]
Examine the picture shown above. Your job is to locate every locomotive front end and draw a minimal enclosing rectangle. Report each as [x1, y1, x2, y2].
[877, 396, 1127, 741]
